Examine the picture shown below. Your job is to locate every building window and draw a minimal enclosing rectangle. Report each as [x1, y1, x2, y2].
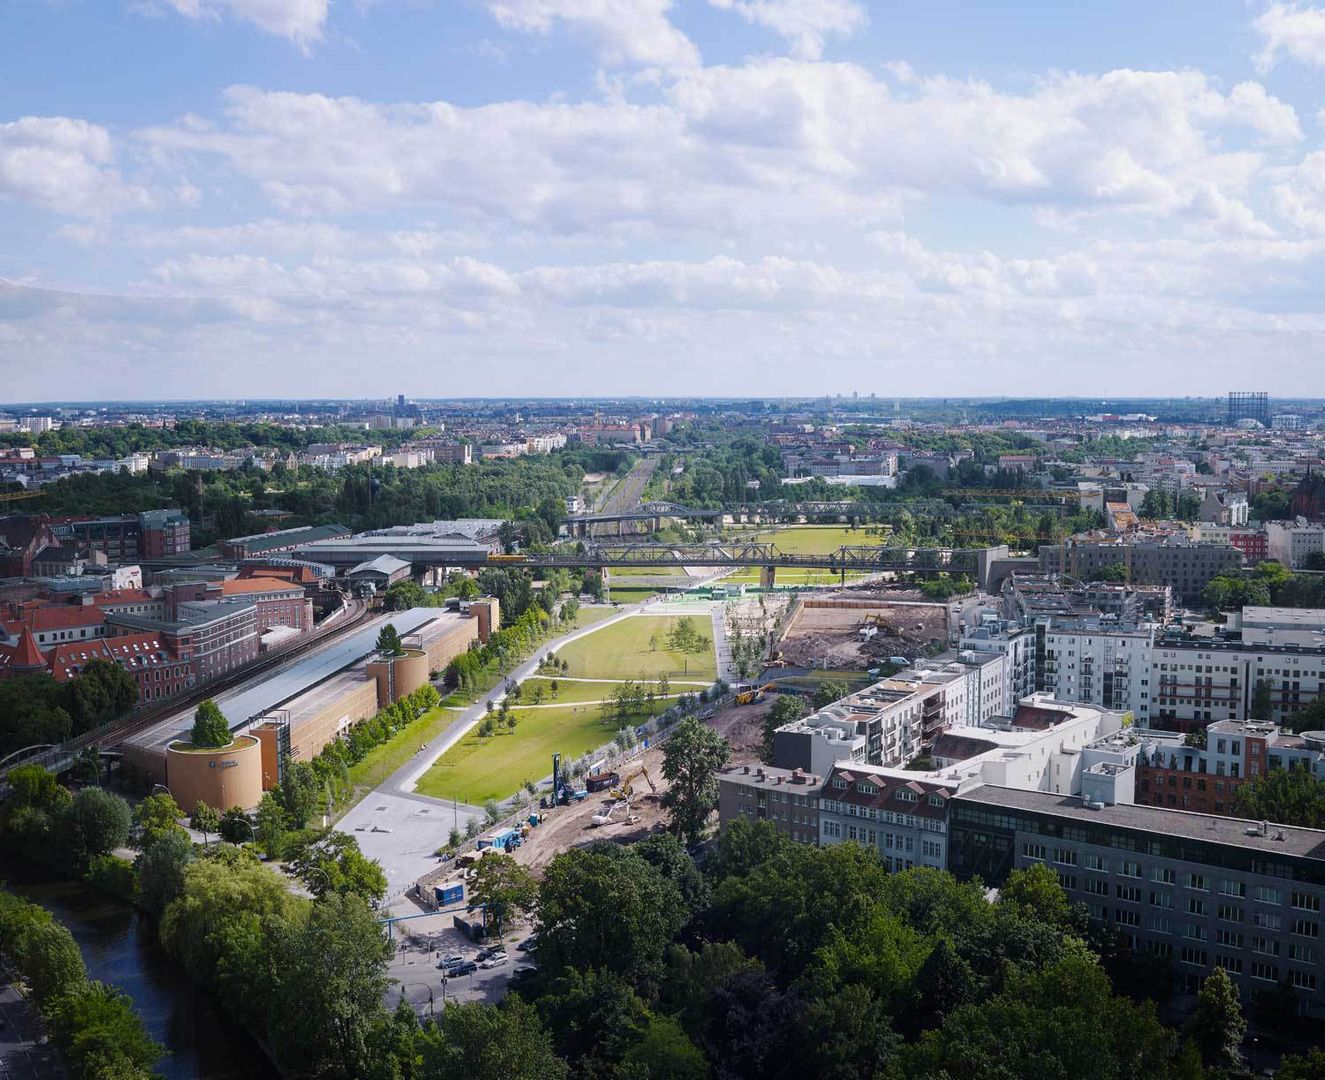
[1292, 892, 1321, 913]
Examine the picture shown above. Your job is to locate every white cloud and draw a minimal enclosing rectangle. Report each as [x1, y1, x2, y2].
[478, 0, 700, 70]
[155, 0, 329, 48]
[138, 65, 1298, 241]
[0, 117, 146, 217]
[707, 0, 867, 60]
[1253, 2, 1325, 71]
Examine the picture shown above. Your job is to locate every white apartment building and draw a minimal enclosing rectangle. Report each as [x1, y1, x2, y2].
[1040, 621, 1156, 720]
[1267, 520, 1325, 570]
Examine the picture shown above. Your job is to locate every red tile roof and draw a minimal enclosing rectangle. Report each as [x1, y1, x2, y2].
[46, 633, 179, 682]
[220, 578, 304, 596]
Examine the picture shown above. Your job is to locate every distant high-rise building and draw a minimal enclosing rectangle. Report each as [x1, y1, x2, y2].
[1227, 391, 1268, 426]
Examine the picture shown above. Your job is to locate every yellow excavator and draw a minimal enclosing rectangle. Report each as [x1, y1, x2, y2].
[611, 766, 658, 803]
[734, 683, 774, 706]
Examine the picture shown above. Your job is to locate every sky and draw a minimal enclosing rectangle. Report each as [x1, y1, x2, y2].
[3, 1, 1325, 401]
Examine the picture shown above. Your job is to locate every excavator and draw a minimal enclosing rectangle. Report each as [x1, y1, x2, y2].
[610, 766, 657, 804]
[734, 683, 774, 706]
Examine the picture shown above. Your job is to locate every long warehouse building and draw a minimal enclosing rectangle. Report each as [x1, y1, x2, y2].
[123, 602, 497, 810]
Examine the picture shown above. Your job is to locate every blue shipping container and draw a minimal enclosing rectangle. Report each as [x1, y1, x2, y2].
[434, 883, 464, 906]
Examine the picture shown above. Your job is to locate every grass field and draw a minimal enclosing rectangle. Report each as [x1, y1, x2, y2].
[564, 605, 618, 631]
[728, 525, 889, 554]
[555, 614, 717, 680]
[603, 585, 664, 603]
[415, 699, 671, 804]
[609, 565, 689, 578]
[724, 567, 858, 586]
[518, 675, 701, 705]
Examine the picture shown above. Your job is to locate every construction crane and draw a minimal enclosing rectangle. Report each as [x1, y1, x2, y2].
[0, 490, 42, 505]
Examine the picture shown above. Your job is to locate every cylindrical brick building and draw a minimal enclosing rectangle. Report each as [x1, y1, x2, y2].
[165, 735, 263, 812]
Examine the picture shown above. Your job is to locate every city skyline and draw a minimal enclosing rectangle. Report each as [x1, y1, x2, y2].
[5, 1, 1325, 397]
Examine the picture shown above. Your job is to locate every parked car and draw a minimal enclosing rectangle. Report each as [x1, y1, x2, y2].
[478, 952, 509, 970]
[516, 936, 538, 953]
[436, 953, 465, 968]
[444, 958, 477, 976]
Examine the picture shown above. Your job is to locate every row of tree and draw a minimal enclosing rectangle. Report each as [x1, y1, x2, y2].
[0, 658, 140, 758]
[0, 889, 161, 1079]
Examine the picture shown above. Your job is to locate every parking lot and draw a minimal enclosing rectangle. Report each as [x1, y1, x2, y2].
[385, 909, 536, 1015]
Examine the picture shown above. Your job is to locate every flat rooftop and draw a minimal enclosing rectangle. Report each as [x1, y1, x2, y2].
[124, 607, 445, 752]
[954, 784, 1325, 862]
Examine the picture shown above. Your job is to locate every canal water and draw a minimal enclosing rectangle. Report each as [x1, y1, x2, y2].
[3, 859, 279, 1080]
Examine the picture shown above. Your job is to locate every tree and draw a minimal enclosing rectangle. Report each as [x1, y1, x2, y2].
[620, 1016, 708, 1080]
[45, 981, 163, 1080]
[189, 698, 231, 748]
[468, 852, 537, 940]
[266, 892, 394, 1080]
[376, 623, 403, 656]
[666, 617, 709, 657]
[1251, 678, 1273, 720]
[811, 681, 848, 710]
[58, 787, 132, 868]
[762, 694, 807, 759]
[134, 830, 194, 917]
[8, 763, 69, 810]
[189, 801, 221, 843]
[1278, 1049, 1325, 1080]
[255, 792, 289, 860]
[132, 791, 184, 849]
[219, 807, 253, 844]
[537, 846, 689, 984]
[66, 658, 139, 729]
[20, 919, 87, 1002]
[421, 997, 567, 1080]
[997, 863, 1075, 930]
[661, 717, 731, 844]
[1096, 562, 1130, 583]
[287, 831, 387, 904]
[1232, 765, 1325, 827]
[1190, 966, 1245, 1070]
[279, 758, 323, 828]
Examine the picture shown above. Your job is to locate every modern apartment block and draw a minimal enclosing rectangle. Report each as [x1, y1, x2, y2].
[1039, 537, 1242, 604]
[947, 785, 1325, 1013]
[1039, 620, 1156, 717]
[770, 652, 1010, 775]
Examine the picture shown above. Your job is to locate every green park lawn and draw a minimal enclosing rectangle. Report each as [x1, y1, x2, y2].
[415, 699, 671, 804]
[517, 675, 698, 705]
[602, 585, 664, 603]
[555, 614, 717, 681]
[564, 604, 618, 631]
[733, 524, 889, 554]
[608, 565, 689, 578]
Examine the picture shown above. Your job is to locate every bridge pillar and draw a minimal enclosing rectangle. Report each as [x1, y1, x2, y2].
[760, 566, 776, 590]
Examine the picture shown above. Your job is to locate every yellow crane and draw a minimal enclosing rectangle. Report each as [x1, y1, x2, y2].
[0, 490, 42, 505]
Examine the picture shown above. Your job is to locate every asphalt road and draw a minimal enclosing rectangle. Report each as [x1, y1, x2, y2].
[0, 975, 65, 1080]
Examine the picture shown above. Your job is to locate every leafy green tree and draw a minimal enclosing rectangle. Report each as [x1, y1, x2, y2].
[661, 717, 731, 844]
[7, 763, 69, 810]
[383, 580, 428, 610]
[1278, 1048, 1325, 1080]
[287, 831, 388, 904]
[189, 698, 231, 748]
[66, 658, 139, 729]
[58, 787, 132, 868]
[535, 967, 648, 1074]
[132, 791, 184, 849]
[376, 623, 404, 656]
[1190, 966, 1245, 1070]
[1232, 765, 1325, 827]
[255, 792, 289, 860]
[219, 807, 253, 844]
[1096, 562, 1130, 582]
[134, 829, 194, 917]
[20, 918, 87, 1002]
[997, 862, 1076, 930]
[620, 1015, 708, 1080]
[811, 681, 849, 710]
[266, 892, 393, 1080]
[189, 800, 221, 842]
[761, 694, 807, 760]
[468, 852, 537, 940]
[45, 981, 163, 1080]
[420, 997, 567, 1080]
[279, 758, 323, 828]
[537, 846, 689, 984]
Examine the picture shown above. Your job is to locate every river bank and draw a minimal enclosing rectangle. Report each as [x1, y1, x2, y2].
[2, 858, 279, 1080]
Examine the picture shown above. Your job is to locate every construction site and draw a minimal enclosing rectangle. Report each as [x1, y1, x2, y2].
[772, 592, 951, 670]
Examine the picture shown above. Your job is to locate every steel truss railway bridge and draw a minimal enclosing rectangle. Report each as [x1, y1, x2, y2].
[519, 542, 1009, 590]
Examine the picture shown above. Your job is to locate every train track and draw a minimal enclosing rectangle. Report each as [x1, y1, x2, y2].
[72, 596, 371, 752]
